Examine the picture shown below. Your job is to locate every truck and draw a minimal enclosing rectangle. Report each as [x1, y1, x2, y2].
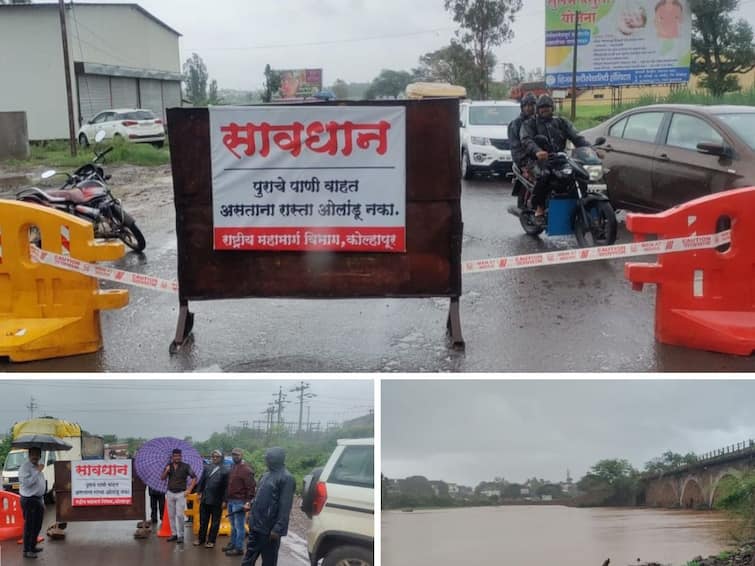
[1, 417, 105, 503]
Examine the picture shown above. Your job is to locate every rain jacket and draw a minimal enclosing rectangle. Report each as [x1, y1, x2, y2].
[248, 447, 295, 536]
[521, 115, 589, 158]
[508, 112, 529, 166]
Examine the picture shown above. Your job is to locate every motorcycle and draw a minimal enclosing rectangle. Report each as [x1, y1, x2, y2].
[508, 135, 617, 247]
[16, 131, 146, 252]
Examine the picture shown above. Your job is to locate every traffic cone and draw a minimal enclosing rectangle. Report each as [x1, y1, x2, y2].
[157, 504, 172, 538]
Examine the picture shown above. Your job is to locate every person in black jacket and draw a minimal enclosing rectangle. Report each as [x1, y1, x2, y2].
[521, 94, 591, 223]
[241, 447, 295, 566]
[193, 449, 229, 548]
[508, 92, 537, 168]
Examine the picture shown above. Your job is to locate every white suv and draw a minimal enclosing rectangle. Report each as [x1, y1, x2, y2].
[460, 100, 521, 180]
[302, 438, 374, 566]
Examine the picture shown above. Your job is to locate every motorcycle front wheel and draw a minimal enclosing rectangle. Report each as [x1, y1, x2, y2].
[112, 204, 146, 252]
[574, 200, 617, 247]
[517, 191, 545, 236]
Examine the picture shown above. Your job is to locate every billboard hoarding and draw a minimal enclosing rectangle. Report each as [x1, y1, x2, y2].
[544, 0, 692, 88]
[275, 68, 323, 99]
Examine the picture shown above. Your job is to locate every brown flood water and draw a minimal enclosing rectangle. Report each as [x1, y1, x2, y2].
[382, 506, 734, 566]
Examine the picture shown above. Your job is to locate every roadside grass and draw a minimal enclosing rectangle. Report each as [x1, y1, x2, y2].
[570, 87, 755, 131]
[4, 137, 170, 168]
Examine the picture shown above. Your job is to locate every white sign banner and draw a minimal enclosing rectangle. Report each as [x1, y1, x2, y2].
[71, 460, 133, 506]
[209, 106, 407, 252]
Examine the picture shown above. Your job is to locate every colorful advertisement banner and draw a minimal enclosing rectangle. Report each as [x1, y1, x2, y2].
[275, 68, 323, 99]
[545, 0, 692, 87]
[71, 460, 133, 506]
[209, 106, 407, 252]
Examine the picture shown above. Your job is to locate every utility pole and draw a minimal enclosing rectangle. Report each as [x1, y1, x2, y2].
[570, 10, 580, 122]
[306, 405, 311, 432]
[290, 381, 316, 433]
[240, 420, 249, 429]
[57, 0, 77, 156]
[273, 387, 289, 426]
[26, 396, 38, 419]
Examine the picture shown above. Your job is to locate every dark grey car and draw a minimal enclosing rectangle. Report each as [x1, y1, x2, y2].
[581, 104, 755, 212]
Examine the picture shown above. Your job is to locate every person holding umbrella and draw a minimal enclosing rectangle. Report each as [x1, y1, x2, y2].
[160, 448, 197, 543]
[193, 449, 228, 548]
[19, 447, 46, 559]
[241, 447, 295, 566]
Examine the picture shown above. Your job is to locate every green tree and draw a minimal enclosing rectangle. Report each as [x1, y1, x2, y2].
[578, 459, 639, 506]
[690, 0, 755, 96]
[444, 0, 523, 99]
[0, 432, 12, 468]
[644, 450, 698, 474]
[331, 79, 349, 99]
[183, 53, 209, 105]
[714, 473, 755, 539]
[502, 482, 523, 499]
[414, 41, 481, 96]
[262, 64, 282, 103]
[365, 69, 414, 99]
[208, 79, 221, 105]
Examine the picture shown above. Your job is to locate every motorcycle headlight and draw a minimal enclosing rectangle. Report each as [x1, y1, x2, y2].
[584, 165, 603, 182]
[561, 166, 573, 176]
[470, 136, 491, 146]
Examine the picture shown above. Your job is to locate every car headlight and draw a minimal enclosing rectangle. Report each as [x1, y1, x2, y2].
[470, 136, 491, 146]
[584, 165, 603, 182]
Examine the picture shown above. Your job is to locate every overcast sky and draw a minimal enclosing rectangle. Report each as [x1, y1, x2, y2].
[382, 380, 755, 487]
[84, 0, 755, 91]
[0, 379, 373, 440]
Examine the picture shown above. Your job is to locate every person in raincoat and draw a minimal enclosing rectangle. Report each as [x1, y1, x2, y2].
[241, 447, 295, 566]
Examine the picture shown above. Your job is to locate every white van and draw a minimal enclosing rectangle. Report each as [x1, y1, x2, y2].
[460, 100, 521, 180]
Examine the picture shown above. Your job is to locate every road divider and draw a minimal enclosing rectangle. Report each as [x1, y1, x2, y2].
[461, 231, 731, 274]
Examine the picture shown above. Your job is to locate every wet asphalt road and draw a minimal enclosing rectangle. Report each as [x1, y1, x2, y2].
[2, 175, 754, 372]
[0, 504, 309, 566]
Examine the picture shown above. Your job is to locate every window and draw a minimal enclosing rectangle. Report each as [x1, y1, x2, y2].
[622, 112, 665, 143]
[120, 110, 156, 121]
[608, 117, 628, 138]
[715, 113, 755, 150]
[666, 114, 723, 150]
[328, 445, 373, 488]
[92, 112, 110, 124]
[468, 106, 520, 126]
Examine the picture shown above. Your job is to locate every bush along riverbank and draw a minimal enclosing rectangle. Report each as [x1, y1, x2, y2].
[633, 541, 755, 566]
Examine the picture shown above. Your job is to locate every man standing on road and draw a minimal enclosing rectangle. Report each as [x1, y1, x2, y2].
[194, 449, 229, 548]
[160, 448, 197, 544]
[148, 486, 165, 526]
[224, 447, 256, 557]
[19, 447, 46, 560]
[241, 447, 295, 566]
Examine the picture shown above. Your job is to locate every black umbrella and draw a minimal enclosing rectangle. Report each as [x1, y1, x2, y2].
[11, 434, 73, 451]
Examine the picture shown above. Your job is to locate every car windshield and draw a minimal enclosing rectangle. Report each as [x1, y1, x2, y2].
[715, 113, 755, 150]
[120, 111, 156, 121]
[572, 146, 601, 165]
[3, 451, 27, 472]
[469, 106, 520, 126]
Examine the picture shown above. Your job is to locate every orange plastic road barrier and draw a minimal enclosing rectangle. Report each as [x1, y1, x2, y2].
[184, 492, 235, 537]
[625, 187, 755, 356]
[0, 491, 24, 542]
[0, 200, 128, 362]
[157, 504, 172, 537]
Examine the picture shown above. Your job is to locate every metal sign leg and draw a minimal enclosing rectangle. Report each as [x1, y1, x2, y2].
[169, 301, 194, 354]
[446, 296, 465, 350]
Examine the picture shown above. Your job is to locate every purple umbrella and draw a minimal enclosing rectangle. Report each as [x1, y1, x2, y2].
[134, 437, 204, 492]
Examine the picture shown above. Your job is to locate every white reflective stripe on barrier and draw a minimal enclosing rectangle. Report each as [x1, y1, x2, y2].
[462, 231, 732, 274]
[29, 245, 179, 294]
[27, 230, 732, 292]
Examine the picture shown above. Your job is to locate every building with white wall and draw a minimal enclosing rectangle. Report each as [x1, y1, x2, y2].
[0, 2, 181, 140]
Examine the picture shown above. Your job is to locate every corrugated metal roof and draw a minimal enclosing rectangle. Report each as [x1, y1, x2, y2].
[0, 2, 182, 36]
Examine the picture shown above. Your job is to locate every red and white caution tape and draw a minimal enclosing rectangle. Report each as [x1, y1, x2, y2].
[29, 245, 179, 294]
[26, 230, 733, 292]
[462, 230, 732, 274]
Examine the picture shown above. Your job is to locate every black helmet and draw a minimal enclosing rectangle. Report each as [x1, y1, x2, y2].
[536, 94, 554, 109]
[520, 92, 537, 109]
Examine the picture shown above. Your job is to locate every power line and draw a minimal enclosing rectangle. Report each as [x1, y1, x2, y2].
[184, 27, 457, 52]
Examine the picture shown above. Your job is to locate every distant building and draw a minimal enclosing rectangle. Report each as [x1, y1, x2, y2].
[520, 487, 530, 496]
[480, 488, 501, 498]
[0, 3, 182, 140]
[448, 483, 460, 497]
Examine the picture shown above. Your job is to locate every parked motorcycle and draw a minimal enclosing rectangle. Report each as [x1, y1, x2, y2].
[508, 135, 617, 247]
[16, 131, 146, 252]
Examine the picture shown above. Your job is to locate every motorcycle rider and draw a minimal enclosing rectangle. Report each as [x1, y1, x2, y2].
[521, 94, 591, 224]
[508, 92, 537, 170]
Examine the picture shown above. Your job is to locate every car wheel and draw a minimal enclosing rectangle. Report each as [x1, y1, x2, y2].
[322, 545, 373, 566]
[78, 133, 89, 147]
[462, 150, 473, 180]
[152, 141, 164, 149]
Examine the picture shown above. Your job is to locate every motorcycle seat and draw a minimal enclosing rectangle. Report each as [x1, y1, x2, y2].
[16, 187, 69, 204]
[46, 189, 89, 204]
